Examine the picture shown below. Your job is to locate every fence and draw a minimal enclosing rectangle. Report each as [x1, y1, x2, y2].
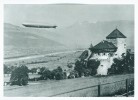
[50, 78, 134, 97]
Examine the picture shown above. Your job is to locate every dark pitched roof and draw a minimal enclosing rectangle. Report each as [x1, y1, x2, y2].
[106, 28, 126, 39]
[92, 40, 117, 52]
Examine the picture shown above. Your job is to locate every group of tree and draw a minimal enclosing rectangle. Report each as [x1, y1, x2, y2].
[74, 51, 134, 77]
[108, 51, 134, 74]
[74, 59, 100, 77]
[38, 66, 65, 80]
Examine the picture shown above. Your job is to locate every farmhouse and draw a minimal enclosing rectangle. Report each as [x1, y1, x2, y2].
[81, 28, 127, 75]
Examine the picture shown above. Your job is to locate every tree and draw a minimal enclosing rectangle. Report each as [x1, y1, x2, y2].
[74, 60, 86, 77]
[40, 68, 52, 80]
[10, 65, 29, 86]
[53, 66, 64, 80]
[108, 58, 122, 74]
[87, 60, 100, 75]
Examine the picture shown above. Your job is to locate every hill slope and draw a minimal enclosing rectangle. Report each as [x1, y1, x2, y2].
[4, 23, 67, 58]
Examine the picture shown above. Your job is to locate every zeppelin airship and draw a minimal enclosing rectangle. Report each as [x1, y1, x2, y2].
[22, 23, 57, 28]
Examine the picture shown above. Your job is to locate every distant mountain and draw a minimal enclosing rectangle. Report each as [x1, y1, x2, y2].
[52, 20, 134, 49]
[4, 20, 134, 58]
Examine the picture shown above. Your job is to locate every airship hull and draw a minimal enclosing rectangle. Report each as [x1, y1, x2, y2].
[22, 24, 57, 28]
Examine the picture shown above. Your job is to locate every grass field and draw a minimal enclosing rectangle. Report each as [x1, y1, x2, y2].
[4, 50, 83, 70]
[4, 74, 134, 97]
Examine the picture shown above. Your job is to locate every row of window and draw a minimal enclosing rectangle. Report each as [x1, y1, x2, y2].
[94, 53, 117, 56]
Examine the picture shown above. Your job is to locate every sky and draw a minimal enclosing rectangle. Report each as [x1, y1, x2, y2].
[4, 4, 134, 27]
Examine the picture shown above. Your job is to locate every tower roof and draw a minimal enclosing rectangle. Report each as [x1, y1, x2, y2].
[91, 40, 117, 52]
[106, 28, 126, 39]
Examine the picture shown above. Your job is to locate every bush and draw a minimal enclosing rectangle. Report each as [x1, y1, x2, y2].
[10, 65, 29, 86]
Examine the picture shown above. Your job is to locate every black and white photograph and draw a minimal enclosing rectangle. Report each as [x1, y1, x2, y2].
[3, 4, 134, 97]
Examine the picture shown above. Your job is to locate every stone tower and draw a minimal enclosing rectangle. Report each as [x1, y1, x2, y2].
[106, 28, 127, 58]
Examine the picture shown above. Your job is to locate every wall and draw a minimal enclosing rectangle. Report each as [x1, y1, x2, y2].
[116, 38, 127, 58]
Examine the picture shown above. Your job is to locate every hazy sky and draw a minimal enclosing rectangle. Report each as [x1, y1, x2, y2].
[4, 4, 134, 27]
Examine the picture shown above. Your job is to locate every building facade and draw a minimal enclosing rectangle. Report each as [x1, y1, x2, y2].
[87, 28, 127, 75]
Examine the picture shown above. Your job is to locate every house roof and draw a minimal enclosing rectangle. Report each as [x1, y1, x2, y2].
[91, 40, 117, 52]
[106, 28, 126, 39]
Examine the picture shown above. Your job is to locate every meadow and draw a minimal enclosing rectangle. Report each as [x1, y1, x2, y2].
[4, 74, 134, 97]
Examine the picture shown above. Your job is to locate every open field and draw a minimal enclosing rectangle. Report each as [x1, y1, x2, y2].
[4, 74, 134, 97]
[4, 50, 83, 70]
